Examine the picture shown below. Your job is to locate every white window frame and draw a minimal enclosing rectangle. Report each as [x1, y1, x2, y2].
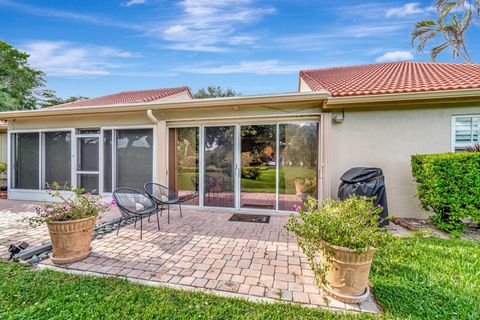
[8, 125, 156, 201]
[451, 115, 480, 152]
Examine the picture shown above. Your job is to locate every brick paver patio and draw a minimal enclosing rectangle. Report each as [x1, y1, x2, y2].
[1, 200, 380, 313]
[0, 200, 49, 260]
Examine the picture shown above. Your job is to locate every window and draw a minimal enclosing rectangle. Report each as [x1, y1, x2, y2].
[453, 116, 480, 151]
[12, 132, 40, 189]
[115, 129, 153, 190]
[12, 131, 72, 190]
[43, 131, 71, 188]
[11, 128, 154, 193]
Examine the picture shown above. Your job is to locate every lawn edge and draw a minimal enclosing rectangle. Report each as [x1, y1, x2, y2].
[34, 263, 379, 315]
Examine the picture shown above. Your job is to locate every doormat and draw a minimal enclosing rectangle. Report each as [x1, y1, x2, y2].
[241, 204, 275, 210]
[229, 214, 271, 223]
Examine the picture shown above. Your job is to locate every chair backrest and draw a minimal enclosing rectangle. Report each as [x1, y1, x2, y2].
[144, 183, 177, 204]
[190, 176, 199, 192]
[113, 188, 155, 216]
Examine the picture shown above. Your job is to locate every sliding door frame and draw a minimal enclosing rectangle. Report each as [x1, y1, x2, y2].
[167, 118, 321, 213]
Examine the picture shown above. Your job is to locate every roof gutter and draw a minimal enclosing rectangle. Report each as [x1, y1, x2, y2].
[0, 91, 329, 120]
[325, 88, 480, 108]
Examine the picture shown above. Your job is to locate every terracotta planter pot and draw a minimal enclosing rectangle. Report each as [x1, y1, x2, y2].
[47, 216, 96, 265]
[294, 179, 303, 196]
[319, 242, 376, 303]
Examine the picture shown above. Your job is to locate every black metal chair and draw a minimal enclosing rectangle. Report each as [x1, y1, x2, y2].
[144, 183, 183, 224]
[113, 188, 160, 240]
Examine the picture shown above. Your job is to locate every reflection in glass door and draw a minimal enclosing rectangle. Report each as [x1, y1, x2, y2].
[168, 127, 200, 205]
[169, 121, 319, 211]
[204, 126, 235, 208]
[240, 124, 276, 209]
[278, 123, 318, 211]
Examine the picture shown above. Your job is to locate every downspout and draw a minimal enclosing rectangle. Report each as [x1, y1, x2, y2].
[146, 109, 166, 185]
[146, 109, 158, 123]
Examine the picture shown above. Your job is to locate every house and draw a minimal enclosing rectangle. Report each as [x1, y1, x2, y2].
[1, 61, 480, 218]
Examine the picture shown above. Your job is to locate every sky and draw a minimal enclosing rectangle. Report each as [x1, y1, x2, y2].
[1, 0, 479, 98]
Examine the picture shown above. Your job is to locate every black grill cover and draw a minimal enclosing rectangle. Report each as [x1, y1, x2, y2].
[338, 167, 389, 226]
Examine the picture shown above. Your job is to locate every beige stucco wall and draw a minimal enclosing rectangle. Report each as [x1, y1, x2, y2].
[329, 103, 480, 218]
[9, 98, 480, 218]
[298, 78, 312, 92]
[8, 111, 153, 130]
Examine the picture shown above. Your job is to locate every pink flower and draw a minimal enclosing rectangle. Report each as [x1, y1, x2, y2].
[109, 199, 117, 206]
[292, 204, 301, 212]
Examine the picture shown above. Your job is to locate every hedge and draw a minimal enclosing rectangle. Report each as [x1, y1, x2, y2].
[411, 152, 480, 235]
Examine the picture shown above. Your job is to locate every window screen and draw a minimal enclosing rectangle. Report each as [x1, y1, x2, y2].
[44, 131, 71, 188]
[454, 116, 480, 152]
[12, 132, 39, 189]
[115, 129, 153, 190]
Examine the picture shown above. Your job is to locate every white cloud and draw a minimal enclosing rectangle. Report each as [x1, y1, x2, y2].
[22, 41, 139, 76]
[0, 0, 141, 30]
[386, 3, 434, 18]
[177, 60, 309, 75]
[122, 0, 146, 7]
[375, 50, 414, 63]
[150, 0, 275, 52]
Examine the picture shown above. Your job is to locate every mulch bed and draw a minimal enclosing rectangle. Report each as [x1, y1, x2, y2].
[393, 218, 480, 241]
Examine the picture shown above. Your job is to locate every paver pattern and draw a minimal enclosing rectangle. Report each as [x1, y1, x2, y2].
[39, 207, 379, 312]
[0, 200, 120, 259]
[0, 200, 49, 259]
[0, 199, 379, 312]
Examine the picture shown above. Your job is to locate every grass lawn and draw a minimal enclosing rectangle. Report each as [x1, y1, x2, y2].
[1, 236, 478, 319]
[178, 167, 316, 194]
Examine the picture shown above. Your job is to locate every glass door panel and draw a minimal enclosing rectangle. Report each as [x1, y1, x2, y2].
[77, 137, 99, 172]
[169, 127, 199, 205]
[76, 136, 99, 194]
[77, 174, 99, 193]
[204, 126, 235, 208]
[240, 124, 276, 209]
[115, 129, 153, 190]
[278, 123, 318, 211]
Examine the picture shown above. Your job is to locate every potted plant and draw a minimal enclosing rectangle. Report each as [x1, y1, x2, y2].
[28, 184, 113, 265]
[300, 178, 316, 202]
[294, 178, 305, 196]
[286, 196, 392, 303]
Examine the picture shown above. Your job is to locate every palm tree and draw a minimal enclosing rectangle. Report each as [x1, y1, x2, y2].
[411, 0, 478, 63]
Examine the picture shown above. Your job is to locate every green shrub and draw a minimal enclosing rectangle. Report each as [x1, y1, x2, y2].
[241, 167, 261, 180]
[411, 152, 480, 236]
[0, 161, 6, 174]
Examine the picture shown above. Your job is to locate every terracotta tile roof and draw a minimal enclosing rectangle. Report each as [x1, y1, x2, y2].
[300, 62, 480, 97]
[50, 86, 193, 108]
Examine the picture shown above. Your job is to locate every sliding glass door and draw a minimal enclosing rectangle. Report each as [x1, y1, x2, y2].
[204, 126, 235, 208]
[168, 127, 199, 205]
[278, 123, 318, 211]
[240, 125, 276, 209]
[168, 121, 319, 212]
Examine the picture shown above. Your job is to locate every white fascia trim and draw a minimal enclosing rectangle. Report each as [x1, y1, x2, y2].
[325, 88, 480, 107]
